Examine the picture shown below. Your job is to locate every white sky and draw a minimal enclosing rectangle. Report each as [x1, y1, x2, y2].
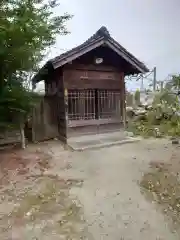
[37, 0, 180, 91]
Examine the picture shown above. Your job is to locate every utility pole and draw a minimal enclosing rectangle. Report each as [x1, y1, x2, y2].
[140, 74, 144, 91]
[160, 81, 163, 91]
[153, 67, 157, 92]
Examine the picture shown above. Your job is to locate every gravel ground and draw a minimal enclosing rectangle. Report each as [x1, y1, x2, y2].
[44, 138, 179, 240]
[0, 139, 179, 239]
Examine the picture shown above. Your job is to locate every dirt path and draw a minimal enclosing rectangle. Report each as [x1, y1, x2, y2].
[45, 139, 179, 239]
[0, 139, 179, 239]
[0, 146, 86, 239]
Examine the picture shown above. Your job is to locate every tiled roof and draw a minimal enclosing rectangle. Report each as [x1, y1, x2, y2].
[49, 26, 148, 72]
[32, 26, 149, 84]
[51, 26, 110, 65]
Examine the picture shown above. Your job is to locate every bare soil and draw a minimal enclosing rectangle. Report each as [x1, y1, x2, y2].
[0, 143, 86, 240]
[0, 139, 180, 239]
[140, 144, 180, 233]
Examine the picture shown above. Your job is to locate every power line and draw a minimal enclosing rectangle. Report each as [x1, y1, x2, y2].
[127, 68, 180, 92]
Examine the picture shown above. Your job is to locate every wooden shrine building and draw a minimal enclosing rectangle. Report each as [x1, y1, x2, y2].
[32, 26, 149, 142]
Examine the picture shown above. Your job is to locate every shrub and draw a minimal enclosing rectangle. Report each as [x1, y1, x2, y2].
[128, 89, 180, 138]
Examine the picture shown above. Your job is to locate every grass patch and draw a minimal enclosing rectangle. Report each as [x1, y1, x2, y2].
[140, 156, 180, 230]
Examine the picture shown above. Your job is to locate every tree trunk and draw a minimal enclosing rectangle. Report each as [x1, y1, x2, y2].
[20, 123, 26, 149]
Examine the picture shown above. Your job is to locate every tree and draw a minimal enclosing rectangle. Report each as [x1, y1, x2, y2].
[0, 0, 72, 87]
[134, 89, 140, 106]
[0, 0, 72, 148]
[0, 83, 39, 148]
[171, 75, 180, 91]
[165, 74, 180, 92]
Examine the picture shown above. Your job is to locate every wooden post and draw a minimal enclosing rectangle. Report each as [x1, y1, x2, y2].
[64, 88, 68, 121]
[64, 88, 68, 139]
[122, 74, 127, 128]
[31, 107, 35, 142]
[123, 100, 127, 128]
[160, 81, 163, 91]
[20, 122, 26, 149]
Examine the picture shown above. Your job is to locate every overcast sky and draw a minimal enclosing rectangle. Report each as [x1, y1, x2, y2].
[39, 0, 180, 91]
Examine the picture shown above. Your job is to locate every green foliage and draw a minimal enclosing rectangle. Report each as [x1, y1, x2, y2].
[128, 88, 180, 138]
[0, 0, 71, 131]
[153, 89, 178, 107]
[0, 0, 72, 86]
[128, 121, 162, 138]
[170, 75, 180, 90]
[0, 83, 38, 131]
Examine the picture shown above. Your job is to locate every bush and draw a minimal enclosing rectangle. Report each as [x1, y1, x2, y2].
[128, 89, 180, 138]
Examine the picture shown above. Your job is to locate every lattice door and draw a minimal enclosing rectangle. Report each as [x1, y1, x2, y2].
[68, 89, 96, 120]
[98, 90, 121, 120]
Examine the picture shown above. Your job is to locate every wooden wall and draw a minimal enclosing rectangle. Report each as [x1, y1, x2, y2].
[43, 60, 126, 140]
[63, 63, 126, 137]
[63, 63, 124, 90]
[31, 96, 59, 142]
[44, 68, 67, 142]
[56, 68, 67, 142]
[63, 63, 125, 121]
[0, 130, 21, 146]
[67, 122, 124, 137]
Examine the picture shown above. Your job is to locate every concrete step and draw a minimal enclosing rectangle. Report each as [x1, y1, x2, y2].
[67, 132, 141, 151]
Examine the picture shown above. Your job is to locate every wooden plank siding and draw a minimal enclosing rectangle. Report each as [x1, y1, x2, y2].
[56, 68, 67, 142]
[62, 63, 125, 137]
[42, 62, 126, 139]
[31, 26, 148, 141]
[63, 64, 124, 90]
[44, 68, 67, 142]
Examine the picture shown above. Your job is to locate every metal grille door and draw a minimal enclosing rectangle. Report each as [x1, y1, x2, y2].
[68, 89, 121, 121]
[98, 90, 121, 120]
[68, 90, 95, 120]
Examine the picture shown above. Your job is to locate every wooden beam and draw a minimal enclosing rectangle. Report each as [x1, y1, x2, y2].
[121, 73, 127, 128]
[53, 38, 104, 69]
[106, 40, 147, 74]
